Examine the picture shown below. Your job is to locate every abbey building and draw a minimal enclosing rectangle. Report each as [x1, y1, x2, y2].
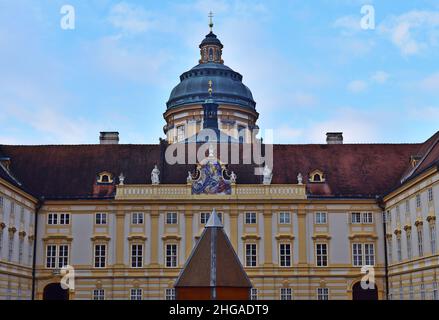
[0, 24, 438, 300]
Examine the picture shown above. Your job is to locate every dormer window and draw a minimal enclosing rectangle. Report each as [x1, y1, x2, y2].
[97, 171, 114, 184]
[309, 170, 325, 183]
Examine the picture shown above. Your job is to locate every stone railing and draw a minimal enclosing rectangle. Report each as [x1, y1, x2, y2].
[115, 184, 306, 200]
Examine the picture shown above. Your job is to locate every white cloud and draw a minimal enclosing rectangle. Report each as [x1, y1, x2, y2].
[371, 71, 390, 84]
[333, 15, 362, 36]
[108, 2, 156, 34]
[379, 10, 439, 56]
[420, 71, 439, 91]
[347, 80, 368, 93]
[290, 92, 318, 107]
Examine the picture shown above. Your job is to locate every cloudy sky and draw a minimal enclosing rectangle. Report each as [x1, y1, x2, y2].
[0, 0, 438, 144]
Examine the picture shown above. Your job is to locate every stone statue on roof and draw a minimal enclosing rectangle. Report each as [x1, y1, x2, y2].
[297, 172, 303, 185]
[151, 165, 160, 185]
[263, 165, 272, 185]
[230, 171, 237, 184]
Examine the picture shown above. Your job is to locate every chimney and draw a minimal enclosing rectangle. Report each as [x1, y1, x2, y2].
[326, 132, 343, 144]
[99, 132, 119, 145]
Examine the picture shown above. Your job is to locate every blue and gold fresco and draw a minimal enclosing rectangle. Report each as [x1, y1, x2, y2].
[191, 159, 231, 195]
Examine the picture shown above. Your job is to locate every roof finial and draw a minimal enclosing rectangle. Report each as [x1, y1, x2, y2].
[208, 80, 213, 96]
[208, 11, 214, 32]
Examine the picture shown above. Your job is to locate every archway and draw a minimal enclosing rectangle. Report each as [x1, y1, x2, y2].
[43, 283, 69, 300]
[352, 281, 378, 300]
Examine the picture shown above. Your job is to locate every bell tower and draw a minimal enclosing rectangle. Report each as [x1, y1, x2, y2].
[199, 12, 224, 64]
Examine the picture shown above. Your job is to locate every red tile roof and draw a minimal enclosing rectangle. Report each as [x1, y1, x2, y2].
[1, 132, 438, 199]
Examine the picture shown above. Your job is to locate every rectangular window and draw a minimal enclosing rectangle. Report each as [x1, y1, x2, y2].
[176, 125, 185, 142]
[279, 243, 291, 267]
[18, 238, 24, 264]
[279, 212, 291, 224]
[405, 200, 410, 213]
[364, 243, 375, 265]
[433, 282, 438, 300]
[352, 243, 363, 266]
[46, 245, 57, 268]
[95, 213, 107, 225]
[351, 212, 361, 224]
[399, 286, 404, 300]
[396, 238, 402, 262]
[0, 196, 3, 210]
[420, 283, 426, 300]
[8, 234, 14, 262]
[406, 233, 412, 259]
[165, 288, 175, 300]
[59, 213, 70, 225]
[166, 244, 178, 268]
[409, 283, 414, 300]
[48, 213, 58, 225]
[430, 223, 437, 253]
[387, 237, 393, 263]
[386, 210, 392, 224]
[280, 288, 292, 300]
[245, 212, 257, 224]
[416, 194, 421, 208]
[58, 245, 68, 268]
[166, 212, 178, 224]
[130, 288, 142, 300]
[315, 212, 327, 224]
[132, 212, 144, 225]
[362, 212, 373, 224]
[93, 289, 105, 300]
[131, 244, 143, 268]
[417, 228, 424, 256]
[316, 243, 328, 267]
[245, 243, 257, 267]
[200, 212, 210, 224]
[28, 238, 33, 265]
[251, 288, 258, 300]
[94, 244, 106, 268]
[317, 288, 329, 300]
[428, 188, 433, 202]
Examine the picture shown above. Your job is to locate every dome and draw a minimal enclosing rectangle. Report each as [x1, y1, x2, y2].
[166, 62, 256, 110]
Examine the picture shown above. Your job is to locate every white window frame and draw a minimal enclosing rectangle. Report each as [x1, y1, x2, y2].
[130, 288, 142, 300]
[317, 287, 329, 300]
[200, 212, 210, 224]
[279, 212, 291, 224]
[48, 213, 58, 225]
[132, 212, 144, 225]
[59, 213, 70, 225]
[245, 212, 257, 224]
[46, 245, 57, 268]
[351, 212, 361, 224]
[165, 288, 175, 300]
[362, 212, 373, 224]
[166, 244, 178, 268]
[245, 243, 257, 267]
[406, 233, 412, 259]
[315, 212, 327, 224]
[430, 223, 437, 253]
[364, 243, 375, 265]
[94, 244, 106, 268]
[417, 228, 424, 256]
[315, 243, 328, 267]
[279, 243, 291, 267]
[176, 125, 185, 142]
[131, 244, 143, 268]
[280, 288, 292, 300]
[93, 289, 105, 300]
[251, 288, 258, 300]
[95, 213, 107, 225]
[428, 188, 433, 202]
[58, 244, 69, 268]
[166, 212, 178, 225]
[416, 194, 421, 208]
[352, 243, 363, 266]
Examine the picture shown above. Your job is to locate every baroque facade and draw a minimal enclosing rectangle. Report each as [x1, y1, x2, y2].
[0, 25, 438, 300]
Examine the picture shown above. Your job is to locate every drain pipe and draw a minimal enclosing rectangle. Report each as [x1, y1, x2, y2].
[31, 196, 44, 300]
[377, 196, 389, 300]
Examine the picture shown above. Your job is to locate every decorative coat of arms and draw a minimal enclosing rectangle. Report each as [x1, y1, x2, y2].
[190, 146, 234, 195]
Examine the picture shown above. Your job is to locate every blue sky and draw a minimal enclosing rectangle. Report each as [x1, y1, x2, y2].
[0, 0, 438, 144]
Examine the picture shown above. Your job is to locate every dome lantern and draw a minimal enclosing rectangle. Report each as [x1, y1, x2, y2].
[199, 12, 224, 64]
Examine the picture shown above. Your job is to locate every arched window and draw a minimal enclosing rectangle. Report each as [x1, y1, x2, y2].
[209, 48, 213, 61]
[309, 170, 325, 183]
[313, 174, 321, 182]
[97, 171, 114, 184]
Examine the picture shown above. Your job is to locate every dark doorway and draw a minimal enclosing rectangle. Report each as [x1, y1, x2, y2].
[43, 283, 69, 300]
[352, 281, 378, 300]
